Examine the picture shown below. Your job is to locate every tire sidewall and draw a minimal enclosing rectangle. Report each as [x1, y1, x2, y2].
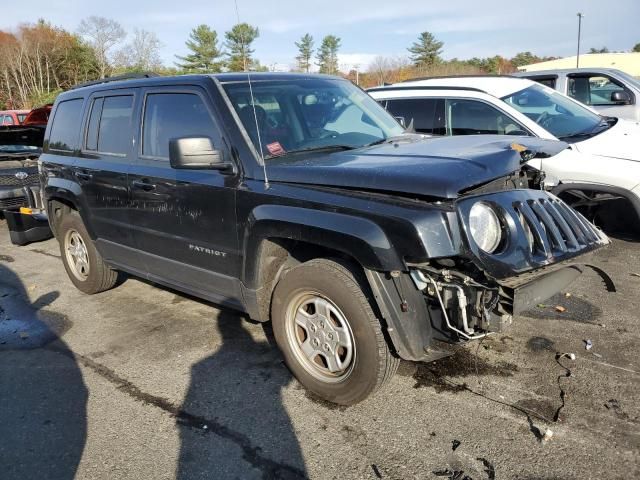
[272, 261, 383, 405]
[58, 212, 103, 294]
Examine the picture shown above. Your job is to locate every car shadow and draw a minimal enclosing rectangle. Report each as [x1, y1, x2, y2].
[0, 262, 87, 480]
[176, 309, 308, 479]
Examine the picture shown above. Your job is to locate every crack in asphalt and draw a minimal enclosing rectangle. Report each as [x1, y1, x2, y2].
[47, 345, 307, 480]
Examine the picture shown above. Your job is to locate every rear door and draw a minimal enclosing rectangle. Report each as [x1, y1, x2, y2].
[75, 88, 144, 270]
[128, 86, 241, 306]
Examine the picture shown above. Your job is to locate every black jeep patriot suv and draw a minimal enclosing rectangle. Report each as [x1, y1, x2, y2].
[40, 73, 609, 404]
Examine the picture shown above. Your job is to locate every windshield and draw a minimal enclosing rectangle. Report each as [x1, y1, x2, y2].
[222, 77, 404, 160]
[502, 84, 603, 139]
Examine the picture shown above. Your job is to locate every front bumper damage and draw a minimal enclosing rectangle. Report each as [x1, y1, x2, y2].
[366, 189, 613, 362]
[2, 185, 52, 246]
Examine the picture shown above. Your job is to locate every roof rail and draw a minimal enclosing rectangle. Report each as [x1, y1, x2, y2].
[367, 85, 487, 94]
[69, 72, 160, 90]
[400, 74, 517, 83]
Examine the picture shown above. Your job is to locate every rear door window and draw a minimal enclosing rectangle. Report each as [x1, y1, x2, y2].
[142, 92, 219, 159]
[49, 98, 84, 151]
[4, 115, 14, 125]
[445, 99, 529, 136]
[384, 98, 442, 134]
[97, 96, 134, 155]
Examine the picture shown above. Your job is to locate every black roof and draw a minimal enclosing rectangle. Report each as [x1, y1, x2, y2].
[62, 72, 344, 97]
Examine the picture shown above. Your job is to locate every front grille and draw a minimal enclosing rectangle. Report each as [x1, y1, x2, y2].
[513, 195, 604, 257]
[457, 190, 609, 281]
[0, 196, 26, 210]
[0, 172, 39, 186]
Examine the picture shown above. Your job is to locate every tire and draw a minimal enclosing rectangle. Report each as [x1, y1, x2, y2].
[57, 209, 118, 294]
[271, 258, 399, 405]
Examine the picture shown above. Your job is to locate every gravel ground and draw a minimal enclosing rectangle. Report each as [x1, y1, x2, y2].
[0, 218, 638, 480]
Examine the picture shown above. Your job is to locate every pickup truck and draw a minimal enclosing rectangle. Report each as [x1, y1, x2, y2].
[37, 72, 610, 404]
[514, 68, 640, 122]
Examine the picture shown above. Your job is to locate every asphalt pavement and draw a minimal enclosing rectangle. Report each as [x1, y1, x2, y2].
[0, 219, 638, 479]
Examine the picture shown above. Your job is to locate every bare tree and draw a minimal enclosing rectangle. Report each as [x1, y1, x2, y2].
[115, 29, 163, 71]
[78, 16, 125, 77]
[367, 55, 411, 86]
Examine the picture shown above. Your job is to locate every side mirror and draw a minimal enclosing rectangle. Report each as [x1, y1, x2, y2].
[610, 91, 631, 105]
[169, 137, 232, 171]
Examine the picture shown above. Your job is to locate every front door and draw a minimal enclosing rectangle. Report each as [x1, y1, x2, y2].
[128, 87, 242, 306]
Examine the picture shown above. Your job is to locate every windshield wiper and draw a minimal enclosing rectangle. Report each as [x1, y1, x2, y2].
[265, 144, 355, 159]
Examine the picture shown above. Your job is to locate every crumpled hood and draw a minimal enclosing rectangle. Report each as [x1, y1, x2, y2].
[266, 135, 567, 199]
[573, 119, 640, 162]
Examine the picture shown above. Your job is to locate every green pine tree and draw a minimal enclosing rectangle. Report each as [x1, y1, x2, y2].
[316, 35, 340, 74]
[224, 23, 259, 72]
[175, 25, 224, 73]
[295, 33, 314, 72]
[407, 32, 443, 67]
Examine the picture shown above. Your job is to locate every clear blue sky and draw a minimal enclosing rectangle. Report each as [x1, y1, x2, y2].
[5, 0, 640, 71]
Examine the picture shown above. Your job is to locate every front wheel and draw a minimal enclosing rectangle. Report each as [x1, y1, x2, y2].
[271, 259, 398, 405]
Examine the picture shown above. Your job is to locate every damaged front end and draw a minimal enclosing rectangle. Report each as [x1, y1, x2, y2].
[405, 189, 612, 350]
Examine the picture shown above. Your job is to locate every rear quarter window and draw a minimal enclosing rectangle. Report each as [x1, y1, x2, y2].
[49, 99, 84, 151]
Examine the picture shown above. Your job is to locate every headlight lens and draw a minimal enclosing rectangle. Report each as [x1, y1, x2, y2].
[469, 202, 502, 253]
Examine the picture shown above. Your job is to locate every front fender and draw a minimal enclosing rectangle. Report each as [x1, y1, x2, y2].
[242, 204, 403, 286]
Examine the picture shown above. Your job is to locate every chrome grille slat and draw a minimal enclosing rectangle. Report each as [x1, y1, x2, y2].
[514, 201, 552, 255]
[529, 200, 567, 253]
[542, 201, 580, 249]
[556, 201, 599, 242]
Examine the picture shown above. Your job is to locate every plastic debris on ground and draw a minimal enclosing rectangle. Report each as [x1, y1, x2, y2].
[585, 340, 593, 350]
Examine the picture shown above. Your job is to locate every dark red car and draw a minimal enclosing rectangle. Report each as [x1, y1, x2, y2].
[0, 110, 30, 126]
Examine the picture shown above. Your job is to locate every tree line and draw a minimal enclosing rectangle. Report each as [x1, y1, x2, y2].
[1, 17, 638, 109]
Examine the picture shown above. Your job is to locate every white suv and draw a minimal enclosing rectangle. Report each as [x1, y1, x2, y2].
[368, 76, 640, 233]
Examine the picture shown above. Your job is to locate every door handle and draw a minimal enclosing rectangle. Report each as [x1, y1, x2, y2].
[75, 171, 93, 180]
[132, 179, 156, 191]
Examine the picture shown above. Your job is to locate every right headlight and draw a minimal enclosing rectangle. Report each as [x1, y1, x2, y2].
[469, 202, 503, 253]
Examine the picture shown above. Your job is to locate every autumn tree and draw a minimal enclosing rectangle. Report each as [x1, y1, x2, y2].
[224, 23, 259, 72]
[316, 35, 340, 74]
[407, 31, 443, 67]
[175, 25, 223, 73]
[295, 33, 314, 72]
[77, 16, 125, 78]
[0, 20, 99, 108]
[510, 51, 541, 68]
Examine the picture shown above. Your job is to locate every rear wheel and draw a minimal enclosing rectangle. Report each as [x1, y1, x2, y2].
[58, 210, 117, 294]
[271, 258, 398, 405]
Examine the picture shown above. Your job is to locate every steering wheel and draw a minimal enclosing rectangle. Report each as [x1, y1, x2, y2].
[318, 130, 339, 139]
[536, 111, 551, 129]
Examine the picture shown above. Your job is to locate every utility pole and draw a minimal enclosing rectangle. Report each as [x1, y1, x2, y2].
[576, 12, 583, 68]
